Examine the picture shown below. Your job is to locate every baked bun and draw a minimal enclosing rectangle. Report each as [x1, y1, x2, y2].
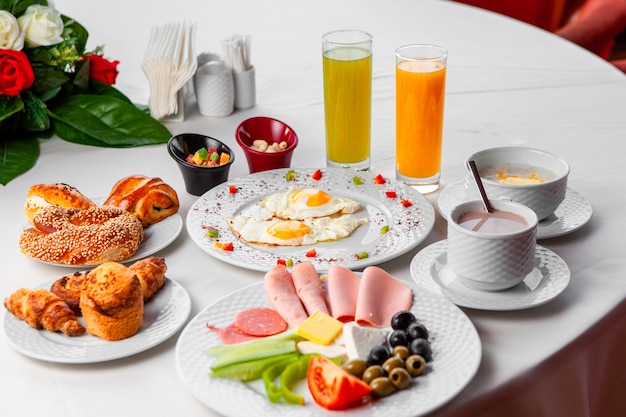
[50, 271, 86, 315]
[129, 256, 167, 301]
[103, 175, 179, 227]
[24, 183, 95, 224]
[80, 262, 144, 341]
[19, 205, 144, 266]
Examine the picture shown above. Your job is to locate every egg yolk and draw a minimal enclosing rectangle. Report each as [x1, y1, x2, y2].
[291, 189, 331, 207]
[267, 220, 312, 240]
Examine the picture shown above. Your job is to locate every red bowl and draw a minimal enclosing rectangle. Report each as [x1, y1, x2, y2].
[235, 116, 298, 173]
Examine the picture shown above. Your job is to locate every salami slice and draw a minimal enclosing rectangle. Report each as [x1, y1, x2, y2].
[206, 323, 261, 345]
[234, 307, 287, 337]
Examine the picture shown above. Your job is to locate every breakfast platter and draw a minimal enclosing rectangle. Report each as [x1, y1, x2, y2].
[186, 167, 436, 272]
[3, 278, 191, 363]
[410, 241, 571, 311]
[175, 279, 481, 417]
[437, 182, 593, 239]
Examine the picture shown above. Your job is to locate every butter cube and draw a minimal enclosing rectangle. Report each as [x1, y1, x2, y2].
[296, 310, 343, 346]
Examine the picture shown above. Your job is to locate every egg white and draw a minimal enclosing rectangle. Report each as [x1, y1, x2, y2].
[227, 213, 368, 246]
[258, 187, 361, 220]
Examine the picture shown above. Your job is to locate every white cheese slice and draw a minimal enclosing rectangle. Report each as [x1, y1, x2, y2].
[342, 322, 390, 361]
[297, 340, 347, 359]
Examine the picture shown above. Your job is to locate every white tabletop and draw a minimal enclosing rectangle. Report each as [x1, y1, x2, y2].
[2, 0, 626, 416]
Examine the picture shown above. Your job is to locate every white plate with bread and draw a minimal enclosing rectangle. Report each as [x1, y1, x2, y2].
[3, 276, 191, 364]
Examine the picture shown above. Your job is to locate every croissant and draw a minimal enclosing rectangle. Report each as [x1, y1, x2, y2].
[103, 175, 179, 228]
[50, 271, 87, 315]
[129, 256, 167, 301]
[4, 288, 86, 336]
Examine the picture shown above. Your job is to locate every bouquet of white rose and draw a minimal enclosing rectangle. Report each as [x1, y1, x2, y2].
[0, 0, 171, 185]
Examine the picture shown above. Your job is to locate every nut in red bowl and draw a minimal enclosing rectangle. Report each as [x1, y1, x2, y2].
[235, 116, 298, 173]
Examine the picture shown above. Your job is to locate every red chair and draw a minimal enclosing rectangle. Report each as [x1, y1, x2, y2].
[453, 0, 626, 72]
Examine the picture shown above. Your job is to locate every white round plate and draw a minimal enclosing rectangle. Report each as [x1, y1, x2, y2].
[186, 168, 435, 272]
[410, 240, 571, 311]
[3, 278, 191, 363]
[175, 280, 481, 417]
[437, 181, 592, 240]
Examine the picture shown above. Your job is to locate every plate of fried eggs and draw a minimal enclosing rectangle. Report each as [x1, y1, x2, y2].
[186, 168, 435, 272]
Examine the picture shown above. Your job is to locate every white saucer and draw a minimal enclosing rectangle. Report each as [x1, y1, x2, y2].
[437, 181, 592, 239]
[410, 240, 570, 311]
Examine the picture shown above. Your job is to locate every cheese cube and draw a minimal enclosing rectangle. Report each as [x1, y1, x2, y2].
[296, 310, 343, 346]
[343, 322, 390, 361]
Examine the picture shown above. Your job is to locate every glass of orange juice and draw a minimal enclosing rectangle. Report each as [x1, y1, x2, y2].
[322, 30, 372, 171]
[395, 44, 447, 193]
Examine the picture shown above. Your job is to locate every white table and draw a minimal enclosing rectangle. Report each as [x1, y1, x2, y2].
[2, 0, 626, 416]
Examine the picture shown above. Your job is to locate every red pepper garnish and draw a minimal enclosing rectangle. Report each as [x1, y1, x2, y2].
[229, 185, 237, 194]
[311, 169, 322, 181]
[214, 241, 234, 251]
[373, 174, 386, 184]
[305, 248, 317, 258]
[385, 191, 397, 199]
[400, 199, 413, 207]
[277, 259, 287, 266]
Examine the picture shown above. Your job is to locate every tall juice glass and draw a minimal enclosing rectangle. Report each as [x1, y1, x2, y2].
[396, 44, 447, 193]
[322, 30, 372, 171]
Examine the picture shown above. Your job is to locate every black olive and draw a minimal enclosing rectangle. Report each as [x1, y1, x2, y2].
[367, 344, 391, 366]
[388, 329, 408, 347]
[391, 310, 417, 331]
[406, 321, 429, 341]
[409, 338, 433, 362]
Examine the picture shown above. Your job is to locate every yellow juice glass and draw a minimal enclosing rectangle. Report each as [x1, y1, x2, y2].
[396, 44, 447, 193]
[322, 30, 372, 171]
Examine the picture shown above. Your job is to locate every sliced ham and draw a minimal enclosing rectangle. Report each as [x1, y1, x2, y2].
[291, 261, 329, 316]
[326, 265, 361, 322]
[355, 266, 413, 327]
[264, 264, 308, 328]
[207, 323, 262, 344]
[233, 307, 287, 337]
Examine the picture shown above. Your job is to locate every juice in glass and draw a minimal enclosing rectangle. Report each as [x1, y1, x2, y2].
[322, 31, 372, 170]
[396, 45, 447, 193]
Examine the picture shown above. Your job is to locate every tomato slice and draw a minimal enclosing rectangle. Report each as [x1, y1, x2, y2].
[307, 356, 372, 410]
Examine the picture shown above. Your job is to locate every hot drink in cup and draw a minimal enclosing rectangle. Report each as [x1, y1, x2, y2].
[447, 200, 538, 291]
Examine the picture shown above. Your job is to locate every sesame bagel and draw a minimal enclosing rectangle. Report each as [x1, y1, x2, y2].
[18, 206, 144, 266]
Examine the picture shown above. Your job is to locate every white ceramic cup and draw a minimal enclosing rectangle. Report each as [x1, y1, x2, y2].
[464, 147, 569, 221]
[194, 61, 234, 117]
[447, 199, 538, 291]
[233, 66, 256, 109]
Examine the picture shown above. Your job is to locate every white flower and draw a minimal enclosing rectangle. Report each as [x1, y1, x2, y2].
[0, 10, 24, 50]
[17, 4, 64, 48]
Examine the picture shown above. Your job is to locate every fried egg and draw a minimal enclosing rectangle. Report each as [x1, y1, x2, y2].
[259, 187, 361, 220]
[227, 213, 368, 246]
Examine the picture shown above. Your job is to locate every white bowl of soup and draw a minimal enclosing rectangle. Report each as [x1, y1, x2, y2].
[464, 147, 569, 221]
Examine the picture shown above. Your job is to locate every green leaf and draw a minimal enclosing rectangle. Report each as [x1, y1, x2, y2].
[22, 90, 50, 131]
[0, 136, 39, 186]
[48, 94, 171, 147]
[0, 95, 24, 123]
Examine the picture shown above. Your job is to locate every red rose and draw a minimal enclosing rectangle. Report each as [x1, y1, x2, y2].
[0, 49, 35, 96]
[82, 54, 119, 85]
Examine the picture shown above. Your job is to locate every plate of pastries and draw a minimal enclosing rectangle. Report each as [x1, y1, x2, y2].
[18, 174, 183, 266]
[3, 257, 191, 363]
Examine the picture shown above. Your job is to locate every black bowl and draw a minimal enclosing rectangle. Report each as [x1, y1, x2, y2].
[167, 133, 235, 196]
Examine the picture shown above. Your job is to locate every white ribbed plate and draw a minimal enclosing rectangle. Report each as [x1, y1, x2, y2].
[410, 240, 571, 311]
[2, 278, 190, 363]
[175, 280, 481, 417]
[437, 181, 592, 239]
[186, 168, 435, 273]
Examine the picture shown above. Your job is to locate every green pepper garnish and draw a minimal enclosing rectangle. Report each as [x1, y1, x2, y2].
[357, 251, 369, 259]
[352, 176, 364, 185]
[205, 228, 219, 238]
[280, 354, 315, 405]
[262, 357, 299, 403]
[380, 225, 389, 234]
[285, 170, 297, 181]
[210, 151, 219, 162]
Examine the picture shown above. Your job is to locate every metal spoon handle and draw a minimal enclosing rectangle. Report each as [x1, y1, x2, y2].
[468, 160, 493, 213]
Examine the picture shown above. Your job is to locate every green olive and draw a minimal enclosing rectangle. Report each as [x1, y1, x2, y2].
[393, 345, 410, 360]
[405, 354, 426, 377]
[343, 359, 367, 378]
[389, 367, 412, 390]
[370, 376, 396, 398]
[362, 365, 385, 385]
[382, 356, 405, 374]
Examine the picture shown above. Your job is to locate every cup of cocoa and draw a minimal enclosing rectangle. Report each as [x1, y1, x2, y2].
[447, 199, 538, 291]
